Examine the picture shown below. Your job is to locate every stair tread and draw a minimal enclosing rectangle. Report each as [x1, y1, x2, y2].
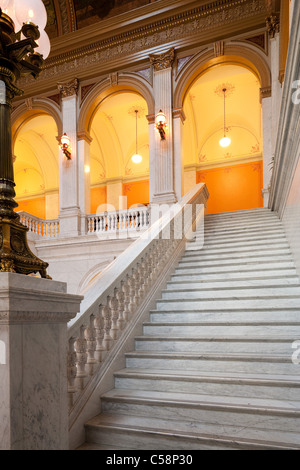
[114, 368, 300, 384]
[101, 388, 300, 412]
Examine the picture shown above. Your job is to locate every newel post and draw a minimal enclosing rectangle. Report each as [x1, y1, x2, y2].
[0, 273, 82, 450]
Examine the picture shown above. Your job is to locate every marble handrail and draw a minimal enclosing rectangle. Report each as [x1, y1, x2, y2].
[67, 183, 209, 411]
[18, 211, 60, 238]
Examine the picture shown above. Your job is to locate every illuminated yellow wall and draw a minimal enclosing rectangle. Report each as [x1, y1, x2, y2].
[197, 161, 263, 214]
[123, 180, 150, 208]
[16, 197, 46, 219]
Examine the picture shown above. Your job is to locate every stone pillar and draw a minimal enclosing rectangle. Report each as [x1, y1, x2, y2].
[262, 16, 282, 206]
[173, 108, 185, 199]
[261, 92, 273, 207]
[57, 78, 83, 237]
[0, 272, 82, 450]
[77, 131, 92, 232]
[149, 48, 178, 205]
[107, 180, 123, 211]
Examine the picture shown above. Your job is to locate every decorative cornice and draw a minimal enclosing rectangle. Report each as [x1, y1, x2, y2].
[150, 48, 175, 71]
[77, 131, 93, 144]
[18, 0, 268, 91]
[57, 78, 79, 97]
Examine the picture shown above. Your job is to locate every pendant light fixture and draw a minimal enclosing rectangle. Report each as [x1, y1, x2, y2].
[131, 109, 142, 164]
[219, 87, 231, 148]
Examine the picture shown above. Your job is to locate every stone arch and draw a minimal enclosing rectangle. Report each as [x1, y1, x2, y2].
[78, 72, 155, 134]
[11, 98, 62, 146]
[174, 42, 272, 109]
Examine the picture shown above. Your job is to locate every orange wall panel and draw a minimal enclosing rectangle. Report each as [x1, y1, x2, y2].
[123, 179, 149, 208]
[197, 161, 264, 214]
[91, 186, 107, 214]
[16, 197, 46, 219]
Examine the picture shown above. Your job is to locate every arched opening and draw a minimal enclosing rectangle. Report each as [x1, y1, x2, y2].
[182, 62, 264, 214]
[88, 89, 150, 213]
[13, 112, 59, 219]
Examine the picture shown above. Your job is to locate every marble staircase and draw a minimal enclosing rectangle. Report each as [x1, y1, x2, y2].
[79, 208, 300, 450]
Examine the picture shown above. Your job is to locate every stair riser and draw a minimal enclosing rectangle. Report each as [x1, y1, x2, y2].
[149, 311, 300, 323]
[183, 247, 290, 258]
[135, 339, 295, 355]
[125, 357, 299, 375]
[143, 325, 300, 337]
[166, 279, 300, 290]
[171, 270, 298, 282]
[175, 263, 295, 275]
[181, 251, 291, 263]
[101, 400, 300, 434]
[114, 376, 300, 401]
[178, 256, 293, 268]
[161, 287, 300, 300]
[85, 426, 238, 450]
[156, 298, 300, 311]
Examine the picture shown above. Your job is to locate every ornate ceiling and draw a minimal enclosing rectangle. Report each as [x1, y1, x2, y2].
[43, 0, 161, 38]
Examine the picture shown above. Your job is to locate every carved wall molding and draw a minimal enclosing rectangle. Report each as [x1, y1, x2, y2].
[18, 0, 268, 91]
[214, 41, 224, 57]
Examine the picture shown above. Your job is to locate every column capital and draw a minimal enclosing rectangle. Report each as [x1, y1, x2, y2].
[57, 78, 79, 98]
[266, 15, 280, 39]
[149, 48, 175, 71]
[260, 86, 272, 102]
[173, 107, 186, 123]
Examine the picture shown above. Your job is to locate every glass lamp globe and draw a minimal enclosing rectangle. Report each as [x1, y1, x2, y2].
[15, 0, 48, 30]
[3, 2, 22, 32]
[61, 133, 70, 147]
[1, 0, 12, 9]
[35, 29, 50, 58]
[219, 136, 231, 148]
[131, 154, 142, 164]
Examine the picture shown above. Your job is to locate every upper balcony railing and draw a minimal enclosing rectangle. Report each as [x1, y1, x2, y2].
[18, 206, 151, 240]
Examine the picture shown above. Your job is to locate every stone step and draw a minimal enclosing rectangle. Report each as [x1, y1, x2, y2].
[124, 352, 300, 375]
[142, 323, 300, 338]
[183, 240, 290, 255]
[171, 269, 298, 282]
[114, 368, 300, 401]
[166, 278, 300, 291]
[204, 208, 275, 218]
[155, 297, 300, 311]
[134, 335, 297, 355]
[100, 389, 300, 437]
[149, 309, 300, 324]
[181, 248, 291, 263]
[84, 411, 300, 450]
[177, 255, 294, 269]
[188, 228, 286, 243]
[161, 286, 300, 300]
[175, 261, 296, 275]
[203, 221, 284, 233]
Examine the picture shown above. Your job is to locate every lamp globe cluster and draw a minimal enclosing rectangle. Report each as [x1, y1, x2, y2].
[1, 0, 50, 58]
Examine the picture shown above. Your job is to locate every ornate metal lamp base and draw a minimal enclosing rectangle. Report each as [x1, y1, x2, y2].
[0, 216, 51, 278]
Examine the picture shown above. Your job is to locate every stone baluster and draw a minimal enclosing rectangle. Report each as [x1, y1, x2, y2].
[101, 303, 113, 350]
[115, 287, 126, 330]
[94, 308, 106, 363]
[121, 277, 131, 323]
[84, 314, 97, 375]
[74, 325, 88, 389]
[67, 336, 78, 409]
[108, 294, 120, 340]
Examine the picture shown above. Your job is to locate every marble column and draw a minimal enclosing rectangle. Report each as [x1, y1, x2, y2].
[57, 79, 84, 237]
[0, 272, 82, 450]
[149, 48, 179, 205]
[77, 131, 92, 232]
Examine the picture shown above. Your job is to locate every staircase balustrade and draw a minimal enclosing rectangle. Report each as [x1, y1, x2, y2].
[67, 184, 208, 413]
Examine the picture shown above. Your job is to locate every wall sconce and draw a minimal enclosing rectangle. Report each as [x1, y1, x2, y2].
[59, 133, 72, 159]
[155, 110, 167, 140]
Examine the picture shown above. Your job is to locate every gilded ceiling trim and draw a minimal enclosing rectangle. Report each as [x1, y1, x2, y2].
[19, 0, 268, 90]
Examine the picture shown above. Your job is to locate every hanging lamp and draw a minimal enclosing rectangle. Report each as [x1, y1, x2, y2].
[131, 110, 142, 164]
[219, 88, 231, 148]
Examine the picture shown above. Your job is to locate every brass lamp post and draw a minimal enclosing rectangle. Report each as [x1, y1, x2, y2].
[0, 1, 50, 278]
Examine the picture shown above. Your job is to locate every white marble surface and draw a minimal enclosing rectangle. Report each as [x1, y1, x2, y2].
[0, 273, 82, 450]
